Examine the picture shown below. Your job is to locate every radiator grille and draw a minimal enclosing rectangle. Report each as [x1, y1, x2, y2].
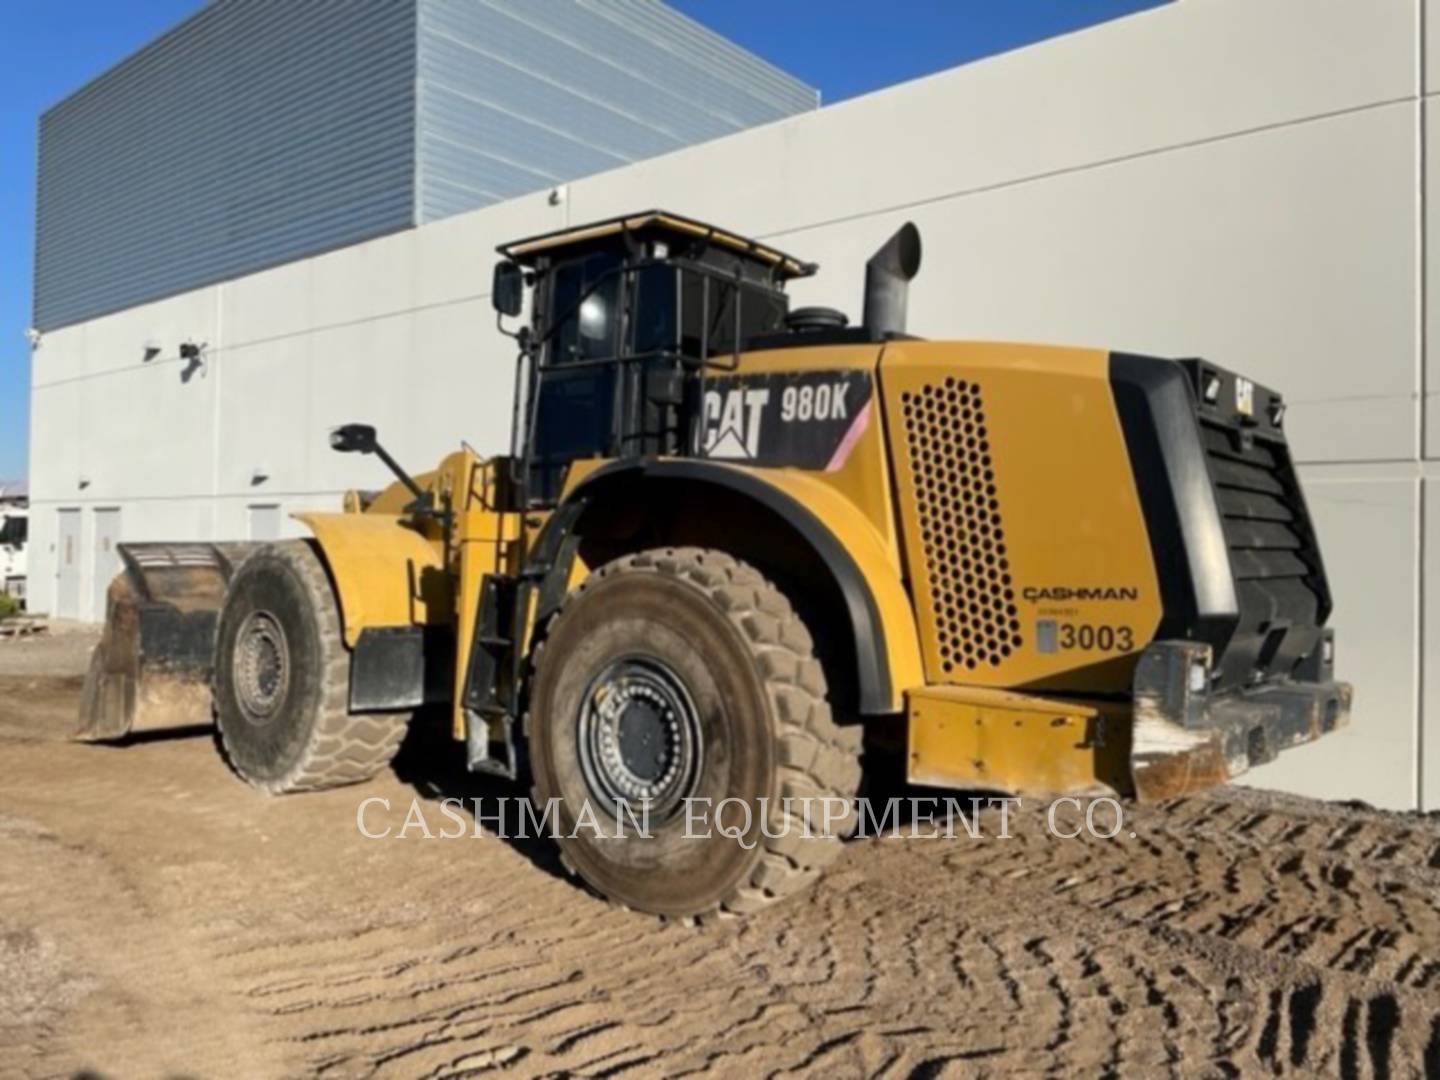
[1199, 420, 1323, 679]
[900, 378, 1022, 673]
[1201, 424, 1316, 581]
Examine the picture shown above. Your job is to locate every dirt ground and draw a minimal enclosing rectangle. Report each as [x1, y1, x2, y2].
[1, 632, 1439, 1078]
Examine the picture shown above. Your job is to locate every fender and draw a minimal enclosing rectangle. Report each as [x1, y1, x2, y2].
[542, 459, 925, 715]
[295, 512, 451, 644]
[295, 512, 456, 712]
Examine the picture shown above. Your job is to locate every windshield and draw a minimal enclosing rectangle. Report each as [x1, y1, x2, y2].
[665, 270, 787, 359]
[704, 279, 788, 355]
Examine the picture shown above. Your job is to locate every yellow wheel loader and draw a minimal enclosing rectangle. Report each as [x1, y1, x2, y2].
[80, 211, 1352, 917]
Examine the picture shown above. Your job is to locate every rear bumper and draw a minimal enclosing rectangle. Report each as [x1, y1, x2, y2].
[1129, 638, 1351, 802]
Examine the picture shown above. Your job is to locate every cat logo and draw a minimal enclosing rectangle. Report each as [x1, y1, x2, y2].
[698, 370, 873, 468]
[703, 387, 770, 459]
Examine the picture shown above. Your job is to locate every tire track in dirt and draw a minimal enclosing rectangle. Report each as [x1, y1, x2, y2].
[194, 792, 1440, 1077]
[3, 715, 1440, 1077]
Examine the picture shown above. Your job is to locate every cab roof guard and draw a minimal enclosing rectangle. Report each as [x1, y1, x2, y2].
[497, 210, 817, 280]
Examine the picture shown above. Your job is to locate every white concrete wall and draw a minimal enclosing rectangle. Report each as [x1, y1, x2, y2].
[28, 0, 1437, 808]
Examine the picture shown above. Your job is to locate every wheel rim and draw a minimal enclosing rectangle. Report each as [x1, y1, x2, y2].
[577, 657, 703, 821]
[234, 610, 290, 724]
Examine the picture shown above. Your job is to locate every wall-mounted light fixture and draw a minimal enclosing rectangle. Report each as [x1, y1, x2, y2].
[179, 340, 208, 383]
[250, 466, 269, 487]
[142, 341, 161, 362]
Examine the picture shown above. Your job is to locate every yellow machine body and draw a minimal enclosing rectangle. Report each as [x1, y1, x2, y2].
[80, 211, 1347, 807]
[907, 685, 1128, 797]
[285, 333, 1328, 800]
[880, 341, 1162, 693]
[301, 450, 522, 741]
[520, 338, 1172, 797]
[292, 512, 452, 645]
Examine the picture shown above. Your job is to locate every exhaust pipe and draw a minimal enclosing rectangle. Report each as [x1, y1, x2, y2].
[863, 222, 923, 339]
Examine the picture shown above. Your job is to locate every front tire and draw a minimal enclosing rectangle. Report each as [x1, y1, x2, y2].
[527, 547, 863, 918]
[213, 541, 409, 793]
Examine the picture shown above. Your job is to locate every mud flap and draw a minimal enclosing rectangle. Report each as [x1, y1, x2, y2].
[77, 543, 256, 740]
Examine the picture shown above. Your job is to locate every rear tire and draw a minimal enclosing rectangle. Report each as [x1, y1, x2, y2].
[527, 547, 863, 919]
[213, 541, 408, 794]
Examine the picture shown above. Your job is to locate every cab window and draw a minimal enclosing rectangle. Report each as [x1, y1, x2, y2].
[631, 265, 678, 355]
[677, 275, 787, 359]
[548, 251, 622, 365]
[708, 281, 787, 355]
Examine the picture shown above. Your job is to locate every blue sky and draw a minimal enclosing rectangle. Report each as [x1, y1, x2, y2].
[0, 0, 1165, 483]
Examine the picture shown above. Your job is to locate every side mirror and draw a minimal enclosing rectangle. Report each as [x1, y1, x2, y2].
[330, 423, 377, 454]
[492, 260, 524, 318]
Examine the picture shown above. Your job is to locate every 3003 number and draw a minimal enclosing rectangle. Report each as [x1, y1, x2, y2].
[1057, 623, 1134, 652]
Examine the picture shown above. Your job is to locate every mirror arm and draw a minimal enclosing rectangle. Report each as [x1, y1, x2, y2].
[496, 309, 521, 342]
[372, 442, 429, 507]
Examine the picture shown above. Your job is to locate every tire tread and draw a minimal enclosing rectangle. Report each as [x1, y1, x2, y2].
[530, 545, 863, 919]
[215, 541, 409, 794]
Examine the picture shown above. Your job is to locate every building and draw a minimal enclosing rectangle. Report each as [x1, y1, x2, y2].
[28, 0, 1439, 810]
[33, 0, 817, 331]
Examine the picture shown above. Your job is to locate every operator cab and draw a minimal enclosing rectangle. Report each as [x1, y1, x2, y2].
[492, 212, 816, 502]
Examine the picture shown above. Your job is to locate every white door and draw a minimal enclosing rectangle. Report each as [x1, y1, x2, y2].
[56, 509, 81, 619]
[92, 508, 122, 621]
[248, 504, 281, 541]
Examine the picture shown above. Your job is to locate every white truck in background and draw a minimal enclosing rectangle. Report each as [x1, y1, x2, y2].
[0, 503, 27, 610]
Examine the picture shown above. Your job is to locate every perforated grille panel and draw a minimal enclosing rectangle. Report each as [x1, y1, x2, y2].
[900, 378, 1022, 673]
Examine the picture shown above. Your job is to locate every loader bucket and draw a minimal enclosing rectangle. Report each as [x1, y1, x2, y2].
[77, 543, 256, 740]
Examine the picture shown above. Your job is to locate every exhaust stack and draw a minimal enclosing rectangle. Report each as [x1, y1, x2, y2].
[862, 222, 923, 339]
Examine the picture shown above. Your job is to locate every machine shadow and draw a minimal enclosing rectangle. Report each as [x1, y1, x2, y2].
[97, 723, 214, 746]
[386, 717, 997, 893]
[387, 707, 570, 885]
[857, 741, 1006, 837]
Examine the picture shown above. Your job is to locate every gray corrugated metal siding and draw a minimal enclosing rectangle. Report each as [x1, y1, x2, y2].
[415, 0, 816, 221]
[35, 0, 418, 331]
